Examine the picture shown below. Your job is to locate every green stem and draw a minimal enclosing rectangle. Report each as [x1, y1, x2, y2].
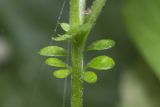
[70, 0, 85, 27]
[71, 44, 84, 107]
[70, 0, 85, 107]
[70, 0, 107, 106]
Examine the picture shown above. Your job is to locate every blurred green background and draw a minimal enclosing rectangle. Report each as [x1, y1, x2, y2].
[0, 0, 160, 107]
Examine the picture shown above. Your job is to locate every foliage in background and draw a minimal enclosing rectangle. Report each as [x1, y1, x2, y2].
[121, 0, 160, 107]
[123, 0, 160, 79]
[0, 0, 160, 107]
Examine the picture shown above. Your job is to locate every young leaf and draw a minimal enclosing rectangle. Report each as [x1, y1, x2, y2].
[39, 46, 67, 56]
[83, 71, 97, 84]
[87, 39, 115, 51]
[87, 56, 115, 70]
[60, 23, 70, 32]
[52, 34, 73, 41]
[45, 58, 68, 67]
[53, 69, 70, 79]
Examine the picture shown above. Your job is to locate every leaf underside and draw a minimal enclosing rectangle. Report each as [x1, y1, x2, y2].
[52, 34, 73, 41]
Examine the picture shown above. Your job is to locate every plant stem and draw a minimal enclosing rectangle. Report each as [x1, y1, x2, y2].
[70, 0, 107, 106]
[71, 44, 84, 107]
[70, 0, 86, 107]
[70, 0, 85, 27]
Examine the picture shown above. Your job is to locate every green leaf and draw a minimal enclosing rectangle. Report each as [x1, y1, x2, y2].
[123, 0, 160, 79]
[87, 39, 115, 51]
[39, 46, 67, 56]
[87, 56, 115, 70]
[53, 69, 70, 79]
[60, 23, 70, 32]
[52, 34, 73, 41]
[45, 58, 67, 67]
[83, 71, 97, 83]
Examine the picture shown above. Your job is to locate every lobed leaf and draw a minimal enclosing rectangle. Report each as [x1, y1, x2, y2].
[39, 46, 67, 56]
[60, 23, 70, 32]
[87, 55, 115, 70]
[45, 58, 67, 67]
[53, 69, 70, 79]
[52, 34, 73, 41]
[87, 39, 115, 51]
[83, 71, 97, 84]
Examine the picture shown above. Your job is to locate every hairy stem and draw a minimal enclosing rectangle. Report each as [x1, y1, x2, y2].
[71, 43, 84, 107]
[70, 0, 107, 107]
[70, 0, 85, 107]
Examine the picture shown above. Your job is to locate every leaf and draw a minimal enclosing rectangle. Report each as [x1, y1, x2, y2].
[87, 39, 115, 51]
[45, 58, 67, 67]
[53, 69, 70, 79]
[123, 0, 160, 79]
[83, 71, 97, 83]
[39, 46, 67, 56]
[52, 34, 73, 41]
[60, 23, 70, 32]
[87, 56, 115, 70]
